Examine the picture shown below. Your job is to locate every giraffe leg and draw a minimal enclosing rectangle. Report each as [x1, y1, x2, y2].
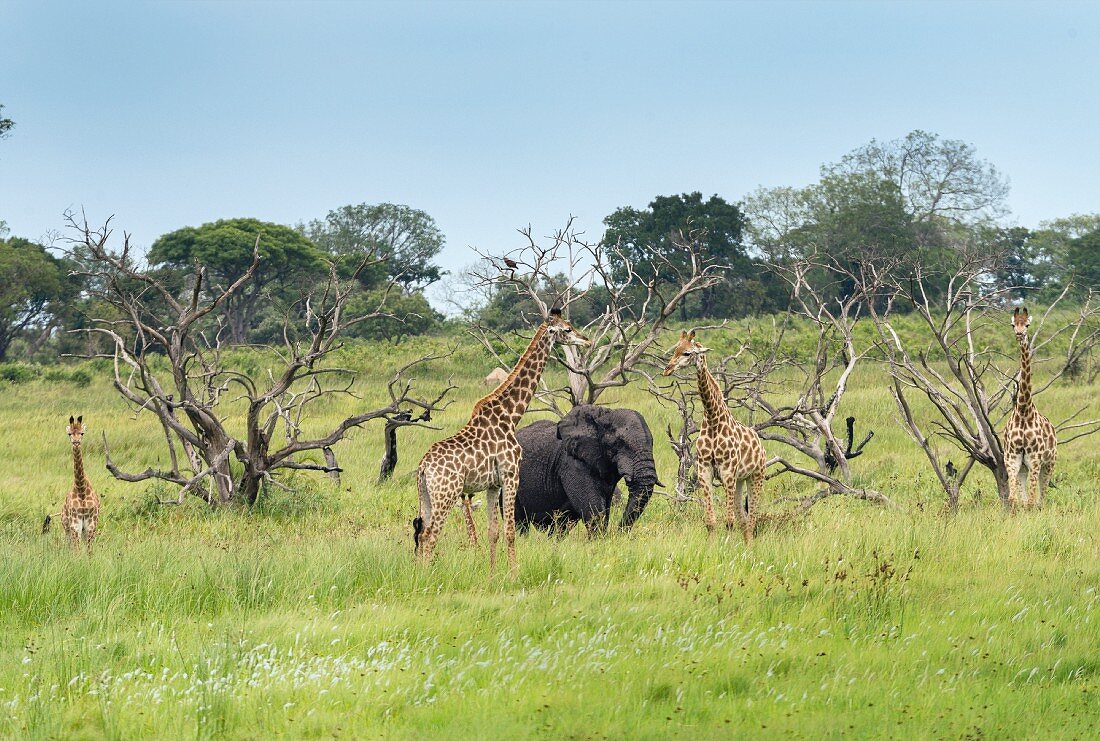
[1037, 461, 1054, 510]
[726, 475, 742, 532]
[501, 468, 520, 577]
[696, 458, 717, 536]
[1004, 451, 1023, 513]
[744, 470, 763, 546]
[486, 486, 500, 575]
[1026, 460, 1040, 511]
[461, 496, 479, 546]
[419, 483, 459, 563]
[85, 517, 97, 556]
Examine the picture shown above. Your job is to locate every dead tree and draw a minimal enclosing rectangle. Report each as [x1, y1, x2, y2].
[65, 212, 454, 506]
[726, 256, 895, 511]
[467, 218, 727, 414]
[867, 253, 1100, 510]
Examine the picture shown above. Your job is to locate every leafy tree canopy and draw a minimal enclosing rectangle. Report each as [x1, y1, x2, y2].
[149, 218, 325, 343]
[1067, 228, 1100, 291]
[0, 236, 73, 360]
[302, 203, 445, 291]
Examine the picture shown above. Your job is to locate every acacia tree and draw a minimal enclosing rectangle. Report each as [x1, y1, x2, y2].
[149, 218, 326, 344]
[867, 250, 1100, 510]
[67, 212, 453, 507]
[467, 218, 727, 413]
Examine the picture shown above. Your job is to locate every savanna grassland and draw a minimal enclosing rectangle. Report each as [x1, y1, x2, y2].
[1, 318, 1099, 739]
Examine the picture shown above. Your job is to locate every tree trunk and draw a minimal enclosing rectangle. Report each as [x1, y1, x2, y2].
[378, 420, 400, 482]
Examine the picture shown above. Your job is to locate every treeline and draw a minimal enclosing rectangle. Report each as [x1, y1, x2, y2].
[0, 204, 448, 362]
[2, 123, 1099, 363]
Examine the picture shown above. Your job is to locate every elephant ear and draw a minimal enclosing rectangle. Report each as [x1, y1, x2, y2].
[557, 406, 606, 471]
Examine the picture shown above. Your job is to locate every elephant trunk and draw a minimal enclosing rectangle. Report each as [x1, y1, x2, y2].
[620, 457, 658, 529]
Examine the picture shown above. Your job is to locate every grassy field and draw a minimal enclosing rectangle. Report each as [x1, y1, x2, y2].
[1, 322, 1099, 739]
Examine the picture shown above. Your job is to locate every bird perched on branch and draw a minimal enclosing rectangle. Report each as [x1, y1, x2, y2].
[502, 257, 519, 270]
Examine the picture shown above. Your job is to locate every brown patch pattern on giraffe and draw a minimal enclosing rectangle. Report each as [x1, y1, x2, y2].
[664, 330, 767, 543]
[414, 310, 590, 574]
[1003, 307, 1057, 511]
[43, 415, 101, 554]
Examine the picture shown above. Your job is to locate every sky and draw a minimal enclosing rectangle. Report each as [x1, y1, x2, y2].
[2, 0, 1098, 308]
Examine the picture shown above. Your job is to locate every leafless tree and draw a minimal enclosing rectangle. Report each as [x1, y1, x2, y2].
[647, 256, 894, 514]
[867, 251, 1100, 510]
[64, 212, 454, 507]
[467, 218, 727, 414]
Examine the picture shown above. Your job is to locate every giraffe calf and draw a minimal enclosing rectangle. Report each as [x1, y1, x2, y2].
[43, 415, 101, 554]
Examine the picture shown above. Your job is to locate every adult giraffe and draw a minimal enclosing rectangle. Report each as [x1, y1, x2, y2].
[1003, 307, 1057, 510]
[414, 309, 590, 574]
[664, 330, 766, 543]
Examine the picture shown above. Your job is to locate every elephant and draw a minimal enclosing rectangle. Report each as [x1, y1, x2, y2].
[513, 404, 661, 535]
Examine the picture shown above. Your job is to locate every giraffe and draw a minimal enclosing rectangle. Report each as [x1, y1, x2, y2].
[1003, 307, 1057, 510]
[42, 415, 101, 554]
[413, 309, 590, 574]
[664, 331, 767, 543]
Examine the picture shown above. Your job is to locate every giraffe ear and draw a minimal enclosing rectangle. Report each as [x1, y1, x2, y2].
[1021, 307, 1029, 319]
[69, 415, 75, 425]
[679, 331, 688, 340]
[77, 415, 83, 424]
[1013, 307, 1020, 318]
[688, 330, 696, 340]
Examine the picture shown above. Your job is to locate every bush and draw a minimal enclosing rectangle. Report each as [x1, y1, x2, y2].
[0, 362, 38, 384]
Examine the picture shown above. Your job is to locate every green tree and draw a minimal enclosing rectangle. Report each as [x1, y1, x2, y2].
[148, 218, 325, 344]
[602, 192, 752, 318]
[301, 203, 445, 291]
[0, 236, 72, 360]
[1067, 228, 1100, 291]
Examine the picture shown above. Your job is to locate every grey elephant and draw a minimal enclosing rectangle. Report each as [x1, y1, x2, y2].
[513, 404, 661, 535]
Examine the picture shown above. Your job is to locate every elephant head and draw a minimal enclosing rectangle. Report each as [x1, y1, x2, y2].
[556, 405, 661, 529]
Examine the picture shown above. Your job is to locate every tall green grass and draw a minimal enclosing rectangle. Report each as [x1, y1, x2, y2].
[1, 322, 1098, 738]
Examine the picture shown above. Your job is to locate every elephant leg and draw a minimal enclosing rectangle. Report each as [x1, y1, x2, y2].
[461, 496, 479, 546]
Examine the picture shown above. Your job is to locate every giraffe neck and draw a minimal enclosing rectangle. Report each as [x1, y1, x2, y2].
[1016, 336, 1034, 414]
[473, 325, 552, 430]
[695, 356, 730, 424]
[72, 442, 90, 496]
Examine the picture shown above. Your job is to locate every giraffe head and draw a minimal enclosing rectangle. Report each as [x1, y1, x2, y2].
[67, 415, 86, 445]
[1012, 307, 1031, 343]
[663, 330, 710, 375]
[545, 308, 591, 348]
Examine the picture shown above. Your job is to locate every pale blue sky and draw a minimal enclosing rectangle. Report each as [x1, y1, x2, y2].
[2, 0, 1098, 303]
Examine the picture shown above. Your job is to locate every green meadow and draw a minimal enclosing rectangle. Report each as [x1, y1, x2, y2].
[1, 320, 1098, 739]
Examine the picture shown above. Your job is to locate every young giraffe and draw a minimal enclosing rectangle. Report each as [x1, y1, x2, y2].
[664, 331, 767, 543]
[413, 309, 590, 574]
[42, 415, 101, 554]
[1003, 307, 1057, 510]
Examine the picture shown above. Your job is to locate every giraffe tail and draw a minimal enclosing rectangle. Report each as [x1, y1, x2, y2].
[42, 512, 59, 534]
[413, 467, 432, 551]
